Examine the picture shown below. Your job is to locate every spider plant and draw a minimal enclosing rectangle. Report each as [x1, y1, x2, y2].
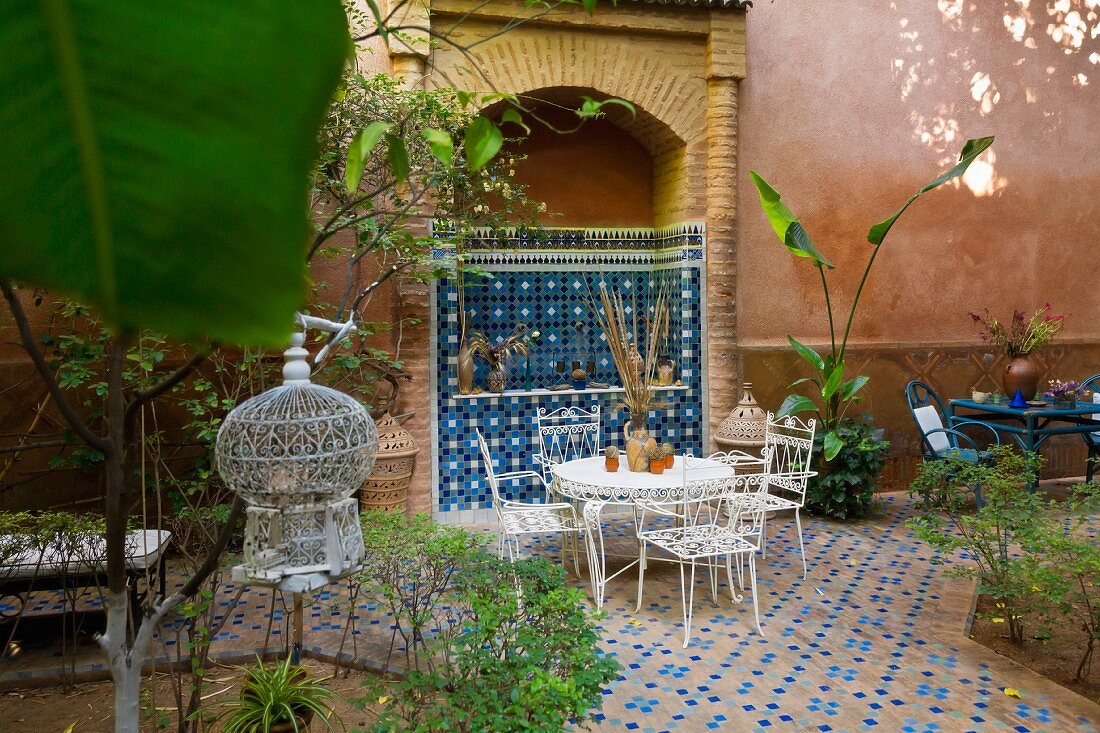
[215, 656, 337, 733]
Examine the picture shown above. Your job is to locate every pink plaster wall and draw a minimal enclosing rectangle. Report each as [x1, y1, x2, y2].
[738, 1, 1099, 348]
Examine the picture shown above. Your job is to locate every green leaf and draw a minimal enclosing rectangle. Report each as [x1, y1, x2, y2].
[840, 375, 870, 401]
[346, 121, 391, 191]
[499, 108, 531, 134]
[750, 171, 835, 269]
[582, 0, 598, 14]
[788, 335, 825, 371]
[423, 128, 454, 167]
[824, 431, 846, 461]
[868, 136, 995, 245]
[822, 362, 845, 398]
[464, 116, 503, 172]
[0, 0, 348, 346]
[386, 133, 409, 185]
[778, 394, 817, 418]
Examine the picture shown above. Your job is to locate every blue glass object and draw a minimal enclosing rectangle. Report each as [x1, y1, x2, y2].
[1009, 389, 1027, 408]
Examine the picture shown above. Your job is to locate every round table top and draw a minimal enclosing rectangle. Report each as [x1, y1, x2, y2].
[550, 456, 735, 503]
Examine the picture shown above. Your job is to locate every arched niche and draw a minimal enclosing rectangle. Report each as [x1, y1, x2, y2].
[486, 87, 690, 228]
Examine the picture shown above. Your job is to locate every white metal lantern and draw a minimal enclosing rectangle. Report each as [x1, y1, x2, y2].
[216, 330, 378, 584]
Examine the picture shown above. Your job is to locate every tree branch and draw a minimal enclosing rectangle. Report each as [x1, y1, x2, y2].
[177, 496, 245, 599]
[124, 350, 209, 435]
[0, 280, 112, 455]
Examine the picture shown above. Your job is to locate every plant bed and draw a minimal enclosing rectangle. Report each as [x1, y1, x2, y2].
[970, 593, 1100, 704]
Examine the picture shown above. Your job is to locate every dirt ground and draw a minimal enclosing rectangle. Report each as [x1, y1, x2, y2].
[0, 658, 381, 733]
[971, 594, 1100, 705]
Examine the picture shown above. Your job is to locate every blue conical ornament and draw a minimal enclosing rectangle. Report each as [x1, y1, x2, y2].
[1009, 389, 1027, 408]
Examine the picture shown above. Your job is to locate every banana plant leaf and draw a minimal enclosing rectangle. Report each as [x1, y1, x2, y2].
[0, 0, 348, 346]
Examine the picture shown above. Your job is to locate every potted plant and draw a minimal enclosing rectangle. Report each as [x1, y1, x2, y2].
[751, 136, 994, 520]
[216, 657, 337, 733]
[604, 445, 620, 472]
[1045, 379, 1081, 408]
[660, 442, 675, 469]
[970, 304, 1068, 399]
[648, 445, 665, 475]
[572, 368, 588, 390]
[468, 324, 532, 394]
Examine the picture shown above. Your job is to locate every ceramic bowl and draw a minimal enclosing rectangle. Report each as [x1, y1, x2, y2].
[971, 390, 991, 404]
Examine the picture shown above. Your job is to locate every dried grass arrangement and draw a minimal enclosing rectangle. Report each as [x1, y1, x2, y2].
[590, 283, 671, 427]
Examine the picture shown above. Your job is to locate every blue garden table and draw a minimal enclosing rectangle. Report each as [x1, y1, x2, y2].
[948, 399, 1100, 486]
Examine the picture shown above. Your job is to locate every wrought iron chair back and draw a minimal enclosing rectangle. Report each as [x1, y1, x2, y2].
[762, 413, 817, 504]
[534, 404, 601, 481]
[476, 428, 508, 523]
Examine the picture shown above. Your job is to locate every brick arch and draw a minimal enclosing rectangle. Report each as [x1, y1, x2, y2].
[437, 32, 705, 153]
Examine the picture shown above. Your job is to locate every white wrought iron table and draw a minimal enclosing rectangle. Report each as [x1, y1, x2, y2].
[551, 456, 740, 608]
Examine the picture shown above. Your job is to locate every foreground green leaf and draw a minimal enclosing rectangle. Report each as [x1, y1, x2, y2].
[788, 335, 825, 371]
[0, 0, 348, 346]
[749, 171, 835, 269]
[464, 116, 503, 172]
[823, 431, 845, 461]
[346, 121, 391, 191]
[779, 394, 817, 418]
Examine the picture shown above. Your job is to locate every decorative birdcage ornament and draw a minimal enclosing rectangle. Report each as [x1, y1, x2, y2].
[714, 381, 768, 450]
[215, 331, 378, 584]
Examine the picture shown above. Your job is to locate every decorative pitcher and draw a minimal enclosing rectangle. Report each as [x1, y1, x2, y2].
[624, 412, 657, 472]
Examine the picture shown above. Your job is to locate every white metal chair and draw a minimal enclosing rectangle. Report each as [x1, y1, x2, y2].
[476, 429, 581, 568]
[532, 404, 602, 483]
[634, 454, 768, 647]
[753, 413, 818, 579]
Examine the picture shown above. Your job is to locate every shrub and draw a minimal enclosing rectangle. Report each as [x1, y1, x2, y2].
[1020, 485, 1100, 681]
[354, 513, 619, 732]
[807, 419, 889, 520]
[908, 447, 1044, 643]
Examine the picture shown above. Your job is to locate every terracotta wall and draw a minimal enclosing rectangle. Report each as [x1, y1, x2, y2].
[738, 1, 1098, 347]
[734, 1, 1099, 483]
[501, 106, 655, 227]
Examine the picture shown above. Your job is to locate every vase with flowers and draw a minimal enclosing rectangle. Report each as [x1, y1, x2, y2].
[969, 304, 1068, 399]
[591, 284, 670, 472]
[1045, 379, 1081, 408]
[468, 324, 533, 394]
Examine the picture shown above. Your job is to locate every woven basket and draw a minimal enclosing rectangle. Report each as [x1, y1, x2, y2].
[361, 413, 419, 512]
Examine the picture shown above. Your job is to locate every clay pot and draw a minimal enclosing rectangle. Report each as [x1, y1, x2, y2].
[624, 413, 657, 472]
[1002, 355, 1041, 400]
[487, 367, 506, 394]
[649, 458, 665, 475]
[605, 458, 619, 472]
[361, 412, 419, 513]
[663, 453, 674, 470]
[457, 340, 474, 395]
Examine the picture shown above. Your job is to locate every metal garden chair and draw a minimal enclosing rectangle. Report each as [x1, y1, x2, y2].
[532, 404, 602, 483]
[1079, 374, 1100, 481]
[476, 429, 581, 568]
[634, 455, 768, 647]
[747, 413, 818, 579]
[904, 380, 1001, 464]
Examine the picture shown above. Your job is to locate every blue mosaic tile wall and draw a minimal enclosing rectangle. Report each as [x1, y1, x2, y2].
[431, 227, 706, 516]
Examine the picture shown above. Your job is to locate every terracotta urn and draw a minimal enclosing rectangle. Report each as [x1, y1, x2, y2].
[649, 452, 665, 475]
[1002, 355, 1041, 400]
[605, 457, 619, 472]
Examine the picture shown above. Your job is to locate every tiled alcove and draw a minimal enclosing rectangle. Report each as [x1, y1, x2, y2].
[430, 225, 707, 522]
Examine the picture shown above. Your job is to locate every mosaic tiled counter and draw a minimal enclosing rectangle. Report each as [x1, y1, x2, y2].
[429, 225, 709, 523]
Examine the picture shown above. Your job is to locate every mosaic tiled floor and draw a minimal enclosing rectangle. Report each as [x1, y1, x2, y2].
[2, 492, 1098, 732]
